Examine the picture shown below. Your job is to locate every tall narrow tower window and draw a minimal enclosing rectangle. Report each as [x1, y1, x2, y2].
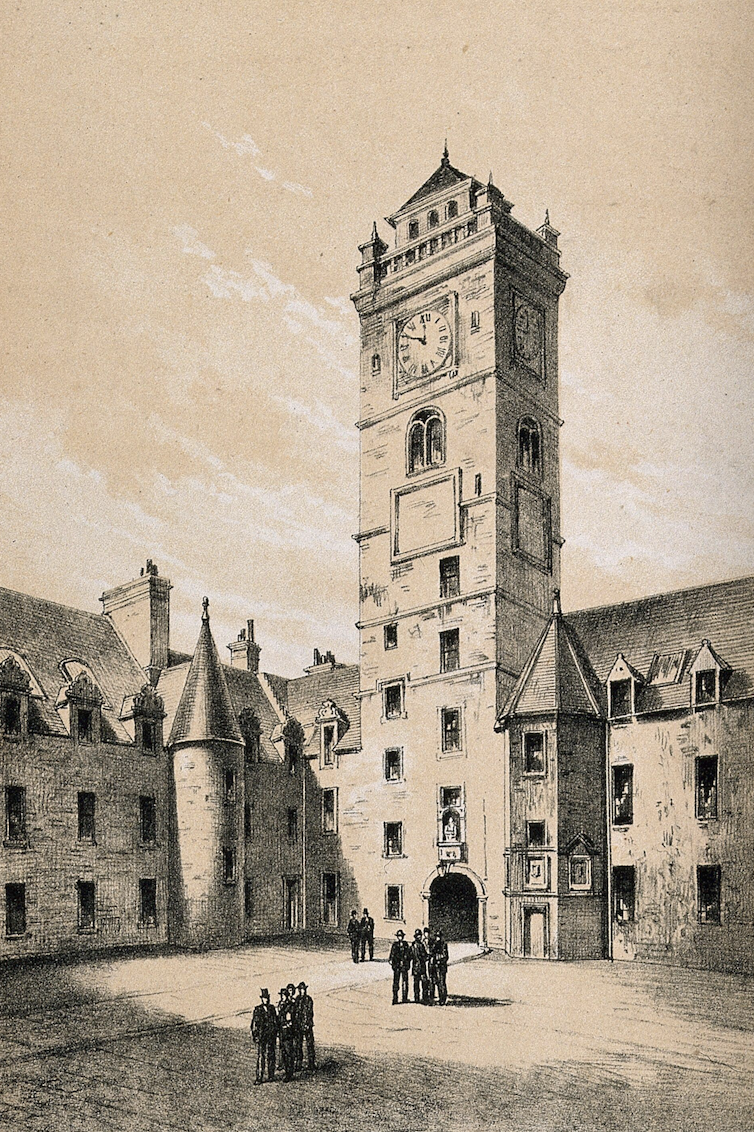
[407, 408, 445, 474]
[518, 417, 542, 476]
[428, 210, 440, 229]
[408, 219, 419, 240]
[447, 200, 458, 220]
[371, 354, 381, 375]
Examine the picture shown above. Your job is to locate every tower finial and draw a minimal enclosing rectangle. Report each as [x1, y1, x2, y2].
[552, 589, 562, 616]
[488, 170, 494, 187]
[371, 220, 379, 241]
[442, 139, 449, 164]
[202, 596, 210, 622]
[545, 208, 550, 225]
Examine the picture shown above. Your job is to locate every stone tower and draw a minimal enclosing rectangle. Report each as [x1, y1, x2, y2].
[350, 150, 567, 946]
[168, 599, 245, 948]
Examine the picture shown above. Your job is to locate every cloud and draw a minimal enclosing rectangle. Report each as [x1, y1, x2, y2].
[171, 225, 215, 259]
[203, 122, 313, 198]
[282, 181, 313, 197]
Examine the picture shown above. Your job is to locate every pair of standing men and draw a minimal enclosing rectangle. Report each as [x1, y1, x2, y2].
[389, 928, 449, 1005]
[250, 982, 315, 1083]
[346, 907, 375, 963]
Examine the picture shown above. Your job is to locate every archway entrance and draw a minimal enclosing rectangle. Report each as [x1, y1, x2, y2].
[428, 872, 478, 942]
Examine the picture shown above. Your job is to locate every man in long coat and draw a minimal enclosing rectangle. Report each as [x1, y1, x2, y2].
[347, 909, 361, 963]
[293, 981, 315, 1072]
[388, 929, 411, 1004]
[410, 929, 428, 1004]
[430, 931, 449, 1005]
[359, 907, 375, 962]
[251, 988, 278, 1083]
[278, 985, 297, 1080]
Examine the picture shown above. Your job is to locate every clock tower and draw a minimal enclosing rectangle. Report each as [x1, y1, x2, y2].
[350, 149, 567, 948]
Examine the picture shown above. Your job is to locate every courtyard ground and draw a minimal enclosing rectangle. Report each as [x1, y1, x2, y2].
[1, 938, 753, 1131]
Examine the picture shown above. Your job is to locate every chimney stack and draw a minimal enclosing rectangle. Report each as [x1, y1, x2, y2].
[227, 619, 261, 673]
[101, 561, 171, 684]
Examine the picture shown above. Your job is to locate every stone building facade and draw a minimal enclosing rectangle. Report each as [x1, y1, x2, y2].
[1, 152, 752, 972]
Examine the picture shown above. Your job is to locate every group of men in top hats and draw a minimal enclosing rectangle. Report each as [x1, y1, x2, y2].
[250, 981, 315, 1084]
[389, 927, 449, 1005]
[346, 907, 375, 963]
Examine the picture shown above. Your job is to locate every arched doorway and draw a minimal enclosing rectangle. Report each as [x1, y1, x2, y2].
[428, 872, 478, 942]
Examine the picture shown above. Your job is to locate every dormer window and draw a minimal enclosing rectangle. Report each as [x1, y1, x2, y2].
[607, 654, 642, 718]
[695, 670, 717, 705]
[407, 408, 445, 474]
[77, 709, 94, 743]
[690, 640, 729, 709]
[408, 219, 419, 240]
[0, 654, 33, 737]
[447, 200, 458, 220]
[428, 210, 439, 229]
[2, 696, 21, 736]
[282, 717, 304, 776]
[121, 684, 165, 755]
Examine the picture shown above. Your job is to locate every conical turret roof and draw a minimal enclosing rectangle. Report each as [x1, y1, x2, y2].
[169, 598, 243, 747]
[498, 593, 603, 724]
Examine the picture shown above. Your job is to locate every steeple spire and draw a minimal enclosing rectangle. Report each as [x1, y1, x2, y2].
[169, 599, 243, 747]
[442, 139, 449, 166]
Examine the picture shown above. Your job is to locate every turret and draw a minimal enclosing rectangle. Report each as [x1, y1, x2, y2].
[168, 598, 245, 948]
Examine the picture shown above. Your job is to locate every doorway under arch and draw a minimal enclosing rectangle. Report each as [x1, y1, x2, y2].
[428, 872, 478, 942]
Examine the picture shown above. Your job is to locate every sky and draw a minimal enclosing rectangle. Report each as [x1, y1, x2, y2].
[1, 0, 753, 675]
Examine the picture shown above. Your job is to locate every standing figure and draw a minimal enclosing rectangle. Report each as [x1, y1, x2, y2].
[278, 985, 297, 1080]
[293, 982, 315, 1072]
[410, 929, 428, 1004]
[431, 931, 449, 1005]
[251, 988, 278, 1083]
[359, 907, 375, 961]
[424, 927, 435, 1002]
[388, 929, 411, 1004]
[347, 909, 361, 963]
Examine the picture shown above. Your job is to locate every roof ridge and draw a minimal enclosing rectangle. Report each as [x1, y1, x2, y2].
[0, 583, 108, 624]
[566, 574, 754, 620]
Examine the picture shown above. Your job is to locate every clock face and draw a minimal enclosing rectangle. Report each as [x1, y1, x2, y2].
[398, 310, 452, 379]
[513, 299, 543, 371]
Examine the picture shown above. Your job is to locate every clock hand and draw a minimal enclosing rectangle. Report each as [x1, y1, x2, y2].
[403, 333, 426, 344]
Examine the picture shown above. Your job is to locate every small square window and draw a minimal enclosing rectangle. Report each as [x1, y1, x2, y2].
[384, 821, 403, 857]
[139, 796, 157, 845]
[439, 556, 460, 599]
[384, 623, 398, 650]
[322, 788, 337, 834]
[5, 882, 26, 937]
[698, 864, 721, 924]
[610, 679, 632, 718]
[696, 756, 718, 821]
[526, 856, 547, 889]
[612, 865, 635, 923]
[224, 768, 236, 804]
[569, 856, 592, 890]
[523, 733, 545, 775]
[385, 884, 403, 921]
[383, 681, 404, 720]
[5, 786, 26, 842]
[384, 748, 403, 782]
[439, 628, 460, 673]
[322, 723, 336, 765]
[2, 696, 22, 735]
[612, 764, 634, 825]
[695, 670, 717, 705]
[526, 821, 546, 847]
[77, 792, 96, 842]
[77, 880, 96, 931]
[139, 878, 157, 927]
[470, 310, 480, 332]
[222, 847, 236, 884]
[474, 473, 482, 496]
[441, 707, 462, 752]
[77, 709, 93, 743]
[322, 872, 339, 926]
[441, 786, 462, 809]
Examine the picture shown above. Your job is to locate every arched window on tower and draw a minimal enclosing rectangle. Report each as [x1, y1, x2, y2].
[518, 417, 542, 477]
[447, 200, 458, 220]
[428, 210, 440, 229]
[407, 408, 445, 474]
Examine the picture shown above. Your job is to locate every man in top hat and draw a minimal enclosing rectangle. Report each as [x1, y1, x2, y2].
[359, 907, 375, 962]
[277, 985, 297, 1080]
[388, 929, 412, 1005]
[250, 988, 278, 1083]
[293, 981, 315, 1072]
[347, 909, 361, 963]
[410, 929, 429, 1004]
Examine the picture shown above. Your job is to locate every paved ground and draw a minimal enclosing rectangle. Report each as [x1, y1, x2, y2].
[1, 939, 753, 1131]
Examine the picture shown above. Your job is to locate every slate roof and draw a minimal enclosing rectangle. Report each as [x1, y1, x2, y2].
[501, 603, 602, 721]
[0, 584, 145, 741]
[286, 663, 361, 752]
[168, 607, 243, 747]
[567, 576, 754, 714]
[392, 151, 482, 218]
